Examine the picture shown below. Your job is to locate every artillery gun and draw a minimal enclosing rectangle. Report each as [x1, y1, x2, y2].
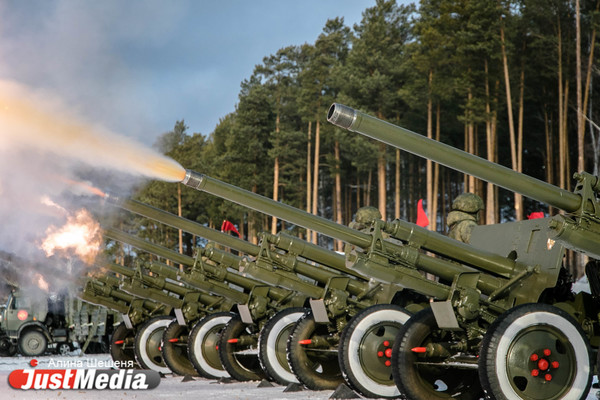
[175, 156, 597, 399]
[102, 260, 239, 376]
[80, 275, 168, 369]
[108, 196, 419, 390]
[327, 103, 600, 400]
[103, 226, 309, 382]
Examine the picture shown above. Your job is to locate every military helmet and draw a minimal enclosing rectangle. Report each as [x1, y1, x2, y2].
[354, 206, 382, 224]
[451, 193, 484, 213]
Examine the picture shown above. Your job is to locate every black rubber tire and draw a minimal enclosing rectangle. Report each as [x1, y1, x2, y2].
[217, 314, 266, 381]
[479, 303, 592, 400]
[0, 337, 18, 356]
[188, 312, 233, 379]
[18, 330, 47, 357]
[161, 320, 199, 377]
[286, 310, 343, 390]
[110, 323, 140, 368]
[339, 304, 411, 398]
[56, 342, 72, 356]
[392, 308, 482, 400]
[258, 307, 306, 385]
[134, 316, 173, 374]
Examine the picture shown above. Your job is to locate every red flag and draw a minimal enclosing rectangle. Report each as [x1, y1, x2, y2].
[527, 212, 545, 220]
[221, 220, 240, 237]
[416, 199, 429, 228]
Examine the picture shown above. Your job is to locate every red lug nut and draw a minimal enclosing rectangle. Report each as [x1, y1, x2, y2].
[530, 353, 539, 362]
[383, 340, 390, 347]
[384, 360, 391, 367]
[531, 369, 539, 377]
[551, 361, 559, 369]
[377, 351, 384, 358]
[543, 349, 551, 357]
[545, 374, 552, 381]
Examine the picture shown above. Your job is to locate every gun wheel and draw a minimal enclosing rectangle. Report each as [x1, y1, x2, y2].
[0, 337, 18, 356]
[286, 310, 343, 390]
[217, 314, 266, 381]
[392, 308, 482, 400]
[162, 320, 199, 377]
[479, 303, 592, 400]
[134, 316, 173, 374]
[18, 329, 47, 357]
[339, 304, 411, 398]
[110, 323, 139, 368]
[188, 312, 233, 379]
[258, 307, 306, 385]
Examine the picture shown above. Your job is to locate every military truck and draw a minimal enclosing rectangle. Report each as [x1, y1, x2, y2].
[0, 288, 117, 357]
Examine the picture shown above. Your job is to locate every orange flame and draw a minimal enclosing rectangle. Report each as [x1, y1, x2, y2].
[40, 208, 102, 265]
[34, 273, 50, 292]
[62, 178, 107, 198]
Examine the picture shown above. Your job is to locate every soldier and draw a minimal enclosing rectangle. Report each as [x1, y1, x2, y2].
[447, 193, 483, 243]
[349, 206, 382, 231]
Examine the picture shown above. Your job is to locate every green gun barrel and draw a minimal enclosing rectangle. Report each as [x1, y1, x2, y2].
[180, 169, 510, 299]
[107, 196, 257, 255]
[327, 103, 581, 213]
[103, 227, 294, 303]
[327, 103, 600, 259]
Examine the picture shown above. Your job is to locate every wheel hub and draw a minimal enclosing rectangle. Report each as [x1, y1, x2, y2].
[529, 349, 560, 382]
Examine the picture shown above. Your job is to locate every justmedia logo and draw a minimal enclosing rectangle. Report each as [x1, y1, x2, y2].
[8, 359, 161, 390]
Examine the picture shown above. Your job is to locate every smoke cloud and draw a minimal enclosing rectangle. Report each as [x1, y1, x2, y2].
[0, 80, 183, 293]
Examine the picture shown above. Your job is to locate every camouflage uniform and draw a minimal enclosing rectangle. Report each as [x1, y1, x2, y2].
[447, 193, 483, 243]
[349, 206, 382, 231]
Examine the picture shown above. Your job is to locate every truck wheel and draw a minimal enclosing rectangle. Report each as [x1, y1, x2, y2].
[110, 323, 139, 368]
[188, 312, 233, 379]
[286, 310, 343, 390]
[217, 314, 266, 381]
[19, 330, 47, 357]
[258, 307, 306, 385]
[56, 342, 72, 355]
[392, 308, 482, 400]
[339, 304, 411, 398]
[479, 303, 592, 400]
[162, 320, 199, 377]
[134, 316, 173, 374]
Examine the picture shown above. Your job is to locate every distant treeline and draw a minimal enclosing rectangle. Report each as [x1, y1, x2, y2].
[109, 0, 600, 271]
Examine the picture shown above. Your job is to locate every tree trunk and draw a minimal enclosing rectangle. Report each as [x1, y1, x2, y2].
[177, 183, 183, 254]
[576, 0, 584, 173]
[366, 169, 372, 207]
[395, 149, 401, 219]
[558, 18, 566, 190]
[311, 120, 320, 244]
[516, 47, 525, 219]
[484, 60, 497, 225]
[426, 70, 433, 229]
[334, 139, 343, 251]
[306, 121, 312, 242]
[271, 111, 281, 234]
[432, 102, 441, 231]
[500, 21, 522, 220]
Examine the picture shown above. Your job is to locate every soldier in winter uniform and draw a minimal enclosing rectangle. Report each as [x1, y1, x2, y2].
[447, 193, 484, 243]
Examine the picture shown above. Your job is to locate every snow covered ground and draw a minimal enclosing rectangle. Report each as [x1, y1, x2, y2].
[0, 353, 597, 399]
[0, 354, 333, 400]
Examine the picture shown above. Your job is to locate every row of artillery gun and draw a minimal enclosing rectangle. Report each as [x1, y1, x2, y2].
[81, 103, 600, 400]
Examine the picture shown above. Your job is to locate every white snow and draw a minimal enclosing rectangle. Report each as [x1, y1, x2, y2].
[0, 354, 597, 399]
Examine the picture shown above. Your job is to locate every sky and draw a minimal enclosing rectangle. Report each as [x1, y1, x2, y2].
[0, 0, 403, 146]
